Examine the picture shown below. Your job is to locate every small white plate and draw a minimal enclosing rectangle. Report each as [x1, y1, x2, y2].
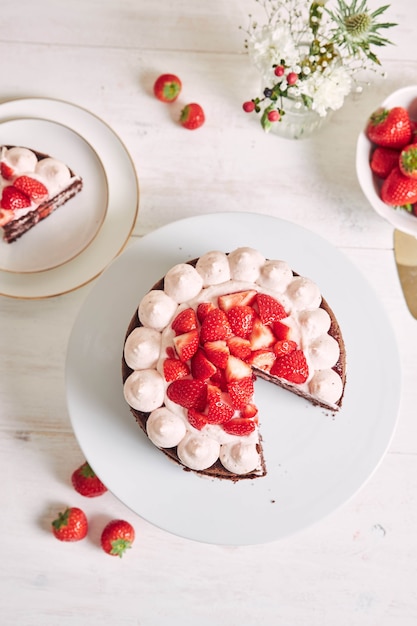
[0, 118, 108, 273]
[66, 213, 401, 545]
[0, 98, 139, 298]
[356, 85, 417, 237]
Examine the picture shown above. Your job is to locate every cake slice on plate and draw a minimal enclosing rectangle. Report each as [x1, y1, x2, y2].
[0, 145, 83, 243]
[122, 248, 346, 482]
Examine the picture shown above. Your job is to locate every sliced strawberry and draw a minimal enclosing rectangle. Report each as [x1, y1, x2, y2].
[225, 355, 252, 382]
[196, 302, 215, 323]
[173, 329, 199, 362]
[273, 339, 298, 357]
[218, 289, 257, 312]
[199, 308, 232, 343]
[203, 340, 230, 369]
[167, 379, 207, 410]
[0, 186, 31, 211]
[246, 348, 276, 371]
[163, 357, 190, 382]
[206, 393, 235, 424]
[14, 175, 48, 202]
[272, 320, 291, 340]
[171, 308, 197, 335]
[222, 417, 256, 436]
[241, 403, 258, 420]
[256, 293, 287, 324]
[249, 318, 276, 350]
[227, 377, 254, 409]
[187, 408, 208, 430]
[210, 367, 228, 391]
[226, 305, 256, 338]
[190, 348, 217, 380]
[270, 349, 309, 384]
[227, 336, 252, 360]
[0, 162, 14, 180]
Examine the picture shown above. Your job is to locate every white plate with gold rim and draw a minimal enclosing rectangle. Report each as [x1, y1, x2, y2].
[0, 98, 139, 298]
[0, 118, 108, 274]
[66, 212, 401, 545]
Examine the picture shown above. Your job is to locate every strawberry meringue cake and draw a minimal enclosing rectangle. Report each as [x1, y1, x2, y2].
[122, 247, 346, 481]
[0, 145, 83, 243]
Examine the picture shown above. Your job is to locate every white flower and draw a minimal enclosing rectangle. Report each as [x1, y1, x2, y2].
[247, 24, 300, 79]
[306, 64, 352, 116]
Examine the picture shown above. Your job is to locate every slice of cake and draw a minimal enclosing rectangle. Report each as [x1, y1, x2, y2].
[122, 248, 346, 481]
[0, 145, 83, 243]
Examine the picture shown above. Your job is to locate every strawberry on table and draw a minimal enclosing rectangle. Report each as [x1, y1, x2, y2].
[180, 103, 205, 130]
[52, 507, 88, 542]
[101, 519, 135, 557]
[381, 166, 417, 208]
[71, 461, 107, 497]
[370, 146, 400, 179]
[366, 106, 412, 149]
[153, 73, 182, 102]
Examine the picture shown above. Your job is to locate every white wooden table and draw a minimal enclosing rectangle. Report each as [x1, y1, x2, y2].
[1, 1, 417, 624]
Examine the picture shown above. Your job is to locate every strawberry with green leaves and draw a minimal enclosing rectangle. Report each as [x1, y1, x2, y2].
[71, 461, 107, 497]
[399, 143, 417, 179]
[153, 73, 182, 103]
[101, 519, 135, 557]
[52, 507, 88, 542]
[366, 106, 412, 149]
[180, 103, 205, 130]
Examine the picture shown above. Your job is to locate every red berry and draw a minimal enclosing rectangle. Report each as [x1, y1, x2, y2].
[287, 72, 298, 85]
[180, 103, 205, 130]
[0, 185, 31, 210]
[101, 519, 135, 557]
[242, 101, 255, 113]
[71, 461, 107, 498]
[267, 110, 280, 123]
[274, 65, 285, 77]
[52, 507, 88, 542]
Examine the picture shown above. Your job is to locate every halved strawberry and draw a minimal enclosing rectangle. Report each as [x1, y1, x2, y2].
[167, 379, 207, 410]
[206, 393, 235, 424]
[225, 355, 252, 382]
[246, 349, 275, 371]
[14, 175, 48, 202]
[227, 336, 252, 360]
[173, 329, 199, 362]
[256, 293, 287, 324]
[0, 186, 31, 210]
[210, 367, 228, 391]
[226, 305, 256, 338]
[0, 162, 14, 180]
[196, 302, 215, 323]
[270, 349, 309, 384]
[171, 308, 197, 335]
[191, 349, 217, 380]
[272, 320, 291, 340]
[227, 377, 254, 409]
[199, 308, 232, 343]
[241, 403, 258, 420]
[222, 417, 256, 436]
[218, 290, 257, 312]
[249, 318, 275, 350]
[273, 339, 298, 357]
[187, 408, 208, 430]
[163, 357, 190, 382]
[203, 340, 230, 369]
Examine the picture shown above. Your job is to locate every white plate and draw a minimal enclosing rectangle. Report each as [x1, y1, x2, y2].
[356, 85, 417, 237]
[0, 98, 139, 297]
[0, 118, 108, 273]
[66, 213, 401, 545]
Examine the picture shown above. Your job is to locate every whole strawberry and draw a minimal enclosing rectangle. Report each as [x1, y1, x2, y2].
[370, 146, 400, 179]
[101, 519, 135, 557]
[71, 461, 107, 497]
[153, 73, 182, 103]
[180, 103, 205, 130]
[381, 166, 417, 208]
[52, 507, 88, 542]
[399, 143, 417, 179]
[366, 106, 412, 149]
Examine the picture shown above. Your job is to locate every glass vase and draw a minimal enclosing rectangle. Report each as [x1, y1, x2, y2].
[268, 97, 329, 140]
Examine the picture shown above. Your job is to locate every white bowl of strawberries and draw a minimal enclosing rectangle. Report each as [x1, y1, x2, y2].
[356, 85, 417, 236]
